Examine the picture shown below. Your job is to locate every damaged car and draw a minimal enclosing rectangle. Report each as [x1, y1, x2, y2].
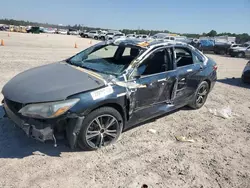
[2, 39, 217, 150]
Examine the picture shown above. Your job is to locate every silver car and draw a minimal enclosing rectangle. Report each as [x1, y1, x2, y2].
[229, 42, 250, 58]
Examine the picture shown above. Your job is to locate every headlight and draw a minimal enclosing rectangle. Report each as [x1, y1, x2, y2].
[19, 98, 80, 119]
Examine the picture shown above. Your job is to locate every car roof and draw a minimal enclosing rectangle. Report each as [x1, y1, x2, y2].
[111, 38, 189, 49]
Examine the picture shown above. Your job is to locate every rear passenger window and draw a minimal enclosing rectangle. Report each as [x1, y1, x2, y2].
[192, 53, 204, 64]
[175, 47, 194, 67]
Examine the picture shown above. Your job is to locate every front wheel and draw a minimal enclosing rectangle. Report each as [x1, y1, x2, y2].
[78, 107, 123, 150]
[188, 81, 209, 109]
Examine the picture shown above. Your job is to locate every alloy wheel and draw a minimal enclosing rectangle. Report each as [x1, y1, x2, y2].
[196, 84, 208, 105]
[86, 114, 119, 148]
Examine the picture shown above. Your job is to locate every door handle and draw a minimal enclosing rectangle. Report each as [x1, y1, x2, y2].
[157, 78, 167, 82]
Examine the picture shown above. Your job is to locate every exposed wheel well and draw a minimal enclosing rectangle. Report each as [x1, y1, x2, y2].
[204, 79, 211, 90]
[90, 103, 126, 123]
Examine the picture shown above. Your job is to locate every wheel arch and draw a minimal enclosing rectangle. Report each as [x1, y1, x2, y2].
[203, 79, 211, 90]
[87, 102, 128, 124]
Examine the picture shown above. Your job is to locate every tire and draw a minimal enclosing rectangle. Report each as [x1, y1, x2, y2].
[78, 107, 123, 151]
[188, 81, 209, 109]
[219, 50, 226, 55]
[100, 36, 105, 41]
[94, 36, 98, 40]
[237, 52, 245, 58]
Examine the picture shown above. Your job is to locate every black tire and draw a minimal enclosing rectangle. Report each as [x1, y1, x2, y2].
[78, 107, 123, 151]
[237, 52, 245, 58]
[100, 36, 105, 41]
[188, 81, 209, 109]
[219, 50, 226, 55]
[94, 36, 98, 40]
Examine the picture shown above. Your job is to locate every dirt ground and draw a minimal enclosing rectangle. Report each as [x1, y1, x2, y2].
[0, 32, 250, 188]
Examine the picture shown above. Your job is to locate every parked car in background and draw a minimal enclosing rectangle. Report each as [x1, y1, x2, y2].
[88, 30, 100, 39]
[80, 30, 102, 39]
[0, 25, 9, 31]
[105, 32, 124, 40]
[213, 42, 232, 55]
[228, 42, 250, 58]
[56, 29, 68, 35]
[26, 27, 41, 34]
[242, 61, 250, 83]
[136, 35, 149, 39]
[67, 29, 79, 35]
[2, 39, 217, 150]
[112, 33, 125, 40]
[98, 30, 108, 41]
[42, 28, 57, 34]
[126, 34, 137, 38]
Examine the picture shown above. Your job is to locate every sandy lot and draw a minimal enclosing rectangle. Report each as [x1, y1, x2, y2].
[0, 32, 250, 188]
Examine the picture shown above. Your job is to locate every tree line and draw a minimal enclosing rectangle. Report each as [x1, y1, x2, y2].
[1, 18, 249, 43]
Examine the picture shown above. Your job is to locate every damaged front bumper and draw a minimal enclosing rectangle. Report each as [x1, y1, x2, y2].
[2, 99, 85, 149]
[3, 101, 54, 142]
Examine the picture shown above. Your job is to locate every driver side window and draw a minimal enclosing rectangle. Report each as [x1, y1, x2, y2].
[137, 49, 168, 76]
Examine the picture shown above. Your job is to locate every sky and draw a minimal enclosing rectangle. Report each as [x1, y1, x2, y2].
[1, 0, 250, 34]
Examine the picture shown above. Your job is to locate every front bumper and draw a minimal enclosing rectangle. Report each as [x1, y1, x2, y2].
[2, 101, 54, 142]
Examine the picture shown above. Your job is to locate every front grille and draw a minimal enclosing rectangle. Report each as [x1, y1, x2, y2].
[4, 98, 24, 114]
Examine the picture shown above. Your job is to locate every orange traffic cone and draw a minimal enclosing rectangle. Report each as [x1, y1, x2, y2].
[74, 42, 78, 48]
[1, 39, 4, 46]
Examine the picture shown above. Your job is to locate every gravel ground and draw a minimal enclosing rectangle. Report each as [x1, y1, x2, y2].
[0, 32, 250, 188]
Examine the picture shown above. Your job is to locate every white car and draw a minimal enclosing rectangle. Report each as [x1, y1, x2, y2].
[57, 29, 68, 35]
[68, 29, 79, 35]
[106, 32, 124, 40]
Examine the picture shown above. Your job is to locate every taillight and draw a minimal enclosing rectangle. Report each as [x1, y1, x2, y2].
[213, 65, 218, 71]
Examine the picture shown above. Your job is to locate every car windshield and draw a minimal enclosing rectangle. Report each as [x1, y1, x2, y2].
[67, 43, 144, 76]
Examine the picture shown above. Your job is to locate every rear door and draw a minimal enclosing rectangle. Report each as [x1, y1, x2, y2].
[173, 47, 203, 105]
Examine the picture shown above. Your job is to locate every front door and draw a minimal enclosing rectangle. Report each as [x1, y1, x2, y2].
[127, 48, 177, 124]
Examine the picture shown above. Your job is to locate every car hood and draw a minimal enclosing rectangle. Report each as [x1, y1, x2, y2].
[2, 62, 106, 104]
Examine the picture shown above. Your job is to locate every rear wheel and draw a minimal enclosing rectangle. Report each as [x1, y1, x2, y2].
[237, 52, 245, 58]
[94, 36, 98, 40]
[189, 81, 209, 109]
[78, 107, 123, 150]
